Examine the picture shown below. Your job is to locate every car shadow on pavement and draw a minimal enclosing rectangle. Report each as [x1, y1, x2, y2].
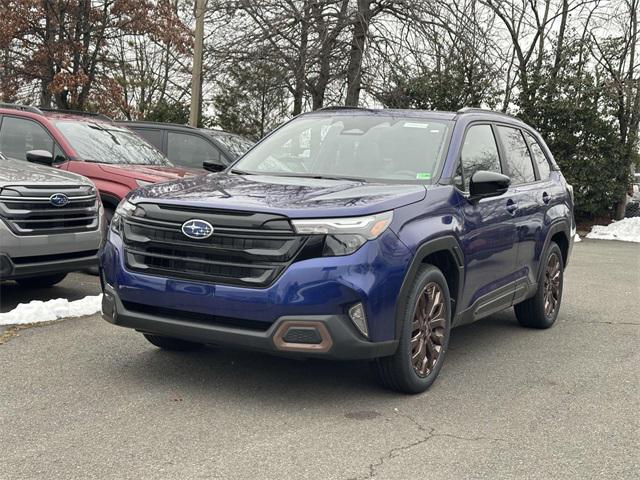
[110, 309, 527, 402]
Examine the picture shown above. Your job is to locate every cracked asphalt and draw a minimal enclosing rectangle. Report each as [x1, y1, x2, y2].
[0, 239, 638, 479]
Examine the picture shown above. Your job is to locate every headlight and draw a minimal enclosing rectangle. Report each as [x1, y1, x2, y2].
[110, 199, 136, 234]
[292, 211, 393, 256]
[136, 179, 154, 187]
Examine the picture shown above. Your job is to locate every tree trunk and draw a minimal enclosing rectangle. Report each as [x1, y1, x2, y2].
[345, 0, 372, 106]
[40, 0, 54, 106]
[292, 4, 310, 115]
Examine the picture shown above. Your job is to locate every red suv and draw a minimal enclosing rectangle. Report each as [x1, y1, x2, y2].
[0, 103, 200, 219]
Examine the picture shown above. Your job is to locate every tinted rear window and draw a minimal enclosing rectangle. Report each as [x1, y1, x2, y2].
[524, 132, 551, 180]
[496, 126, 536, 184]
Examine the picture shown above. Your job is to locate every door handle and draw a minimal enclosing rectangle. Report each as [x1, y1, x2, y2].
[506, 199, 518, 214]
[542, 192, 551, 204]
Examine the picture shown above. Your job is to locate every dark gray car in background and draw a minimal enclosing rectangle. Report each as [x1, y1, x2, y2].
[118, 121, 254, 172]
[0, 153, 105, 287]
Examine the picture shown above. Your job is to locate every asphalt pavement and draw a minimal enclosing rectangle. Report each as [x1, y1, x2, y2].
[0, 239, 638, 479]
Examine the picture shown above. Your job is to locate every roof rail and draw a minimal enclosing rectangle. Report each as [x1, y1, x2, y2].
[0, 103, 43, 115]
[38, 107, 112, 121]
[318, 105, 369, 111]
[117, 120, 194, 129]
[456, 107, 518, 119]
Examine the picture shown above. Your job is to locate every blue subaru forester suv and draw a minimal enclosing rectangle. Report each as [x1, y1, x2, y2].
[100, 107, 575, 393]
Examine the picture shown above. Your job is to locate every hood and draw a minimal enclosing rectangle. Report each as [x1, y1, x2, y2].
[97, 163, 200, 182]
[128, 172, 426, 218]
[0, 157, 92, 186]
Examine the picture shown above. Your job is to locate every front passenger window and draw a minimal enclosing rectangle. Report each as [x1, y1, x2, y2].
[0, 117, 54, 161]
[459, 124, 501, 191]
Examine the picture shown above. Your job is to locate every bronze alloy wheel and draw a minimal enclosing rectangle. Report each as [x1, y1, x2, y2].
[410, 282, 446, 377]
[543, 252, 561, 317]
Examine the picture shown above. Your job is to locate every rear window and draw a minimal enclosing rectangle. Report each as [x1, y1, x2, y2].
[496, 126, 536, 184]
[524, 132, 551, 180]
[55, 120, 171, 166]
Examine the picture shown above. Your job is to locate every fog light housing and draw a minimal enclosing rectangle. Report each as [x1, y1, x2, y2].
[348, 303, 368, 338]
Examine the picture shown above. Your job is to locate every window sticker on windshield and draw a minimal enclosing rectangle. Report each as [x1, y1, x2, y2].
[416, 172, 431, 180]
[403, 122, 429, 129]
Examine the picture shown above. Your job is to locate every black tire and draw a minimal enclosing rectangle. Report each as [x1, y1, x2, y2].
[16, 273, 67, 288]
[514, 242, 563, 329]
[143, 333, 203, 351]
[372, 264, 451, 394]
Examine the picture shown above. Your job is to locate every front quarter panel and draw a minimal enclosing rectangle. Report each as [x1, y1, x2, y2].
[391, 186, 464, 254]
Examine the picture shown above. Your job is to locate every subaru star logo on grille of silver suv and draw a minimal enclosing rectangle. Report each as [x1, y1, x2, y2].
[181, 219, 214, 239]
[49, 193, 69, 207]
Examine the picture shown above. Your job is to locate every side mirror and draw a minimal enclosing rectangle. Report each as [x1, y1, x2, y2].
[203, 161, 226, 173]
[26, 150, 54, 166]
[469, 171, 510, 199]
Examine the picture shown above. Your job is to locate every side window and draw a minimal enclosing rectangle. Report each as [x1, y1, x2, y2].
[167, 132, 222, 168]
[53, 144, 67, 163]
[134, 128, 164, 152]
[496, 126, 536, 185]
[0, 117, 54, 161]
[524, 132, 551, 180]
[459, 124, 501, 190]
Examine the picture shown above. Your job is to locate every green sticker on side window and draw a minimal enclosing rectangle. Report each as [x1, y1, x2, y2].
[416, 172, 431, 180]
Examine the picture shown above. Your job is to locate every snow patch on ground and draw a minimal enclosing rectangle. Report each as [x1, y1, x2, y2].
[586, 217, 640, 243]
[574, 234, 581, 242]
[0, 294, 102, 326]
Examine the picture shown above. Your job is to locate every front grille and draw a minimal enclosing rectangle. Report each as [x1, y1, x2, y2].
[0, 184, 99, 235]
[122, 203, 309, 287]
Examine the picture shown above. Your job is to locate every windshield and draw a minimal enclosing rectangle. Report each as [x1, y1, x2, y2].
[55, 121, 171, 166]
[205, 131, 254, 159]
[232, 114, 452, 182]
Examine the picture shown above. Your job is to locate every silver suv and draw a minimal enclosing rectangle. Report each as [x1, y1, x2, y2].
[0, 152, 105, 287]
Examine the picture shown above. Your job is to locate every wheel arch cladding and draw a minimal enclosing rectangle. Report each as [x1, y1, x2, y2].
[535, 220, 570, 281]
[551, 231, 569, 267]
[394, 236, 464, 339]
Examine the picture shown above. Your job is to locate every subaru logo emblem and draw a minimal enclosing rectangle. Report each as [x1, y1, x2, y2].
[181, 219, 214, 239]
[49, 193, 69, 207]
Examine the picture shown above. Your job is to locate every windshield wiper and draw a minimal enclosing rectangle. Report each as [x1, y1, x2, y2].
[87, 122, 121, 145]
[230, 170, 367, 182]
[308, 174, 367, 182]
[266, 172, 368, 182]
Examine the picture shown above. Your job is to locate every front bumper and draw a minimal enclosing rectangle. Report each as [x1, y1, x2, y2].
[0, 209, 105, 280]
[101, 226, 412, 355]
[102, 283, 398, 360]
[0, 250, 99, 280]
